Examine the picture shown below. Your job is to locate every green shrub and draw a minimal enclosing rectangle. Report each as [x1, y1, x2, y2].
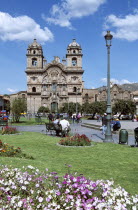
[59, 134, 91, 146]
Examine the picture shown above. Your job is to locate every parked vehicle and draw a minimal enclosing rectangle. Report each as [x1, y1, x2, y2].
[120, 115, 132, 120]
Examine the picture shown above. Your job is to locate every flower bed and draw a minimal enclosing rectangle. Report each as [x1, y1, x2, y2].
[0, 140, 34, 159]
[0, 165, 137, 209]
[1, 126, 18, 135]
[59, 134, 92, 146]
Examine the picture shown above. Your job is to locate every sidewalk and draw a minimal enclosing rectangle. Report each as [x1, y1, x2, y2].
[1, 119, 137, 146]
[78, 119, 138, 145]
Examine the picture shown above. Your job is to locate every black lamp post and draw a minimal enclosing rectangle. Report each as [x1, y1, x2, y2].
[104, 31, 113, 142]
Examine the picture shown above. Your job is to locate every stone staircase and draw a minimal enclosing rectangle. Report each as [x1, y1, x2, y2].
[81, 122, 134, 135]
[81, 123, 101, 130]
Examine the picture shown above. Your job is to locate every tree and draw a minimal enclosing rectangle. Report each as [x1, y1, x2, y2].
[59, 102, 82, 116]
[37, 106, 50, 114]
[112, 100, 136, 117]
[82, 101, 106, 117]
[11, 98, 27, 122]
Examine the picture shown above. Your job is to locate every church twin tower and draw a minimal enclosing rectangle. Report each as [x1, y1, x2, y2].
[25, 39, 84, 113]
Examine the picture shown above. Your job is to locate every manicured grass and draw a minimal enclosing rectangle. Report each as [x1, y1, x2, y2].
[0, 132, 138, 195]
[10, 117, 49, 126]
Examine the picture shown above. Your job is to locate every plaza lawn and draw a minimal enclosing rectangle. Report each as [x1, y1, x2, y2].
[0, 132, 138, 195]
[10, 117, 49, 126]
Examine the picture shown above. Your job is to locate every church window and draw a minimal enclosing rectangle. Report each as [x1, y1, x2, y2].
[32, 77, 36, 81]
[73, 50, 76, 54]
[63, 84, 66, 91]
[72, 57, 77, 66]
[33, 50, 36, 54]
[32, 87, 36, 92]
[32, 58, 37, 66]
[43, 85, 46, 91]
[73, 87, 77, 92]
[52, 83, 57, 91]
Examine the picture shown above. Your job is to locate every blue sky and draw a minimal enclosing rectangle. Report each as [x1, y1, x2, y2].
[0, 0, 138, 94]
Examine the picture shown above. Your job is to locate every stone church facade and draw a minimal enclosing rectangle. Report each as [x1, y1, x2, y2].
[10, 39, 137, 114]
[25, 39, 84, 113]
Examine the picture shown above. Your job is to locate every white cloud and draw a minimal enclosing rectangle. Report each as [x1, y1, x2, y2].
[101, 78, 133, 85]
[7, 88, 18, 93]
[104, 11, 138, 41]
[43, 0, 106, 29]
[0, 12, 54, 42]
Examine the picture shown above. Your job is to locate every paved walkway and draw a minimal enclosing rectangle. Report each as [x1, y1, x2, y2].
[4, 119, 137, 146]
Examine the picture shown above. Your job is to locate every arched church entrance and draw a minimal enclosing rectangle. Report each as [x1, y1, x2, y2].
[51, 102, 58, 112]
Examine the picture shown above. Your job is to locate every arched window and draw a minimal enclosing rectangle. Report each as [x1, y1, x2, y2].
[63, 84, 66, 91]
[73, 87, 77, 92]
[32, 87, 36, 92]
[32, 58, 37, 66]
[72, 57, 77, 66]
[43, 85, 47, 91]
[73, 50, 76, 54]
[52, 83, 57, 91]
[33, 50, 36, 54]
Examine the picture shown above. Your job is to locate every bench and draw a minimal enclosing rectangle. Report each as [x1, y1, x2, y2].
[0, 119, 8, 126]
[45, 123, 70, 137]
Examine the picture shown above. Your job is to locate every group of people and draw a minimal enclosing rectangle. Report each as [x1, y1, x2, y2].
[48, 113, 71, 136]
[101, 113, 121, 135]
[0, 113, 8, 121]
[72, 113, 82, 123]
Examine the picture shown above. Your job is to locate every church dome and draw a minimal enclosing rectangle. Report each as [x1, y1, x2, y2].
[28, 39, 42, 49]
[68, 39, 80, 47]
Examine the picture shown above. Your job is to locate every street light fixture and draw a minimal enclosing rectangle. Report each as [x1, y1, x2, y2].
[104, 31, 113, 142]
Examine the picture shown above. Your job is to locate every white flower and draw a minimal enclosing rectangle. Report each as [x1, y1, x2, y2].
[18, 201, 23, 207]
[133, 197, 138, 203]
[24, 181, 29, 185]
[65, 188, 70, 193]
[30, 189, 34, 194]
[73, 177, 77, 182]
[37, 204, 41, 208]
[38, 197, 43, 202]
[36, 184, 39, 187]
[5, 187, 10, 192]
[20, 180, 23, 184]
[21, 186, 26, 190]
[27, 165, 35, 169]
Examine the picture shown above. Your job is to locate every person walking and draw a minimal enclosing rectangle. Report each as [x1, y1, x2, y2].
[72, 113, 76, 123]
[102, 113, 107, 135]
